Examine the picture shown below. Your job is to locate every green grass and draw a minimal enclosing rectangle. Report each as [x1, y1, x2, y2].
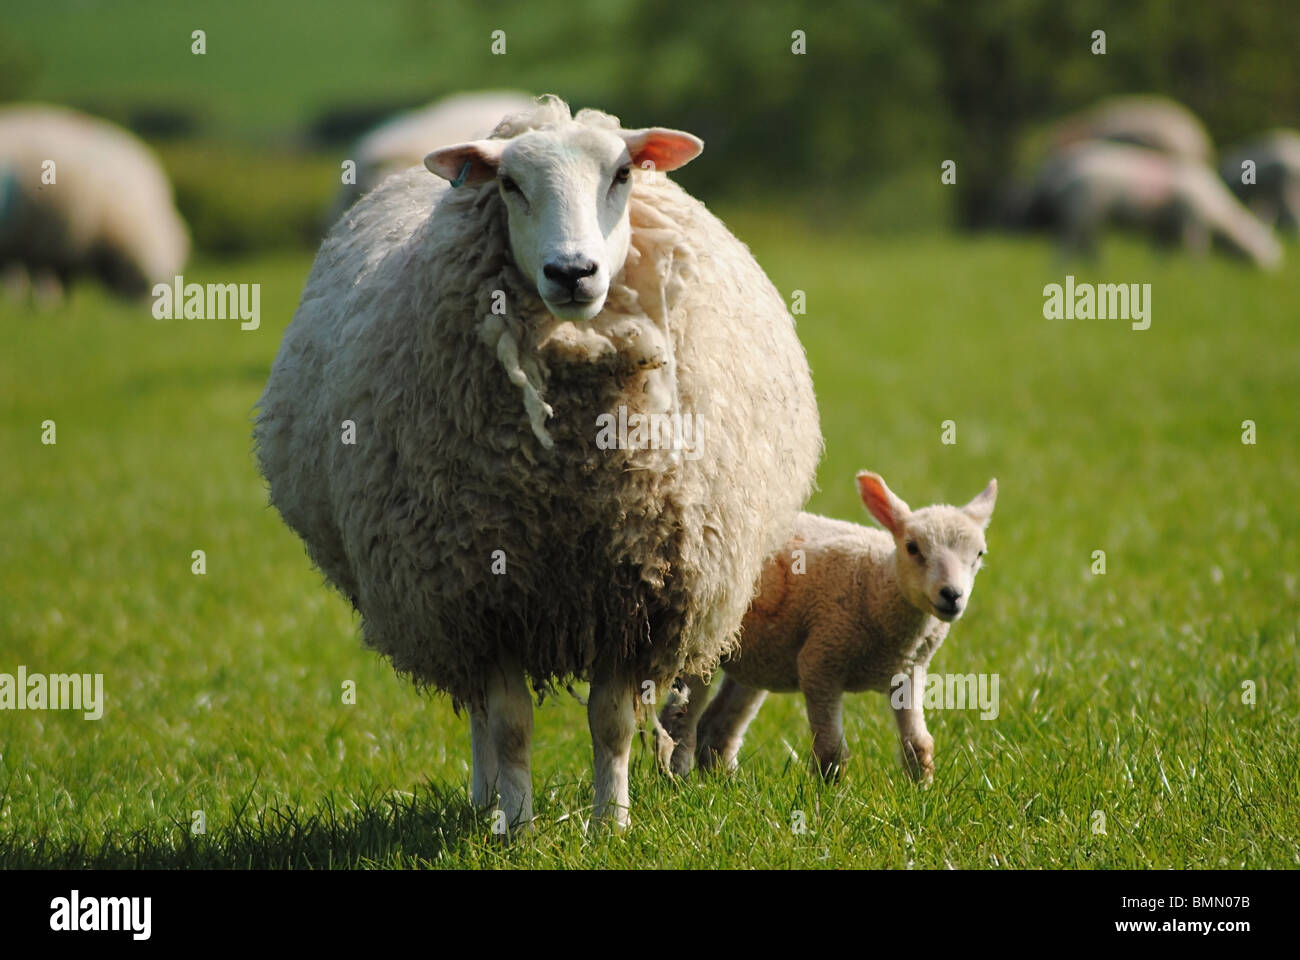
[2, 228, 1298, 868]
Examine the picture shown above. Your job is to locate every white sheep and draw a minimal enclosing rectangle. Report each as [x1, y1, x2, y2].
[661, 471, 996, 783]
[1026, 141, 1282, 269]
[0, 104, 189, 298]
[1049, 95, 1213, 163]
[254, 96, 822, 831]
[329, 90, 534, 223]
[1220, 130, 1300, 232]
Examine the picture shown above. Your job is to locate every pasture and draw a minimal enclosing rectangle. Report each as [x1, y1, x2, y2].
[3, 225, 1296, 868]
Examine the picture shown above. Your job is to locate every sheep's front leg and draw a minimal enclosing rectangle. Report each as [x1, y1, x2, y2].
[695, 675, 767, 773]
[892, 666, 934, 784]
[802, 687, 847, 781]
[479, 657, 534, 832]
[588, 671, 636, 830]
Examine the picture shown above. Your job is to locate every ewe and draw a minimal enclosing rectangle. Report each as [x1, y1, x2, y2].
[255, 97, 821, 832]
[329, 90, 534, 223]
[1049, 95, 1213, 163]
[1027, 141, 1282, 269]
[661, 472, 996, 783]
[0, 105, 189, 299]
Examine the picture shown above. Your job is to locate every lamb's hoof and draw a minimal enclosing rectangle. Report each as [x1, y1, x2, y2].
[901, 737, 935, 785]
[652, 725, 679, 777]
[669, 742, 696, 778]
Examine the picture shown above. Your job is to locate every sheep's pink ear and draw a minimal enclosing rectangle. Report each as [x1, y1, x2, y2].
[424, 140, 504, 186]
[856, 471, 910, 537]
[621, 128, 703, 173]
[963, 479, 998, 529]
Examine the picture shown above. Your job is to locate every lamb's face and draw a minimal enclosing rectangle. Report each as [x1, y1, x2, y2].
[424, 116, 703, 322]
[893, 507, 989, 622]
[857, 472, 998, 623]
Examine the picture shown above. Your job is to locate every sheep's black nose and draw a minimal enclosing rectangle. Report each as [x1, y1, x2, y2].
[543, 259, 598, 291]
[939, 586, 962, 604]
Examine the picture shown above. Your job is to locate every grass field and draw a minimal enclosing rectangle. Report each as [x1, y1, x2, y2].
[2, 224, 1298, 868]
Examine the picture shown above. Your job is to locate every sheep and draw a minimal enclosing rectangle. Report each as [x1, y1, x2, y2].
[660, 471, 996, 783]
[1049, 95, 1213, 163]
[0, 104, 189, 299]
[254, 96, 822, 832]
[1024, 141, 1282, 269]
[1220, 130, 1300, 232]
[329, 90, 534, 223]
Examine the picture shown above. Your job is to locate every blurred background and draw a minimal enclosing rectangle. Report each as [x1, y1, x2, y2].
[5, 0, 1298, 253]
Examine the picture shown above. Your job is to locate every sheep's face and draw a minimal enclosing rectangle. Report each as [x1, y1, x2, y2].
[425, 121, 702, 322]
[857, 472, 998, 623]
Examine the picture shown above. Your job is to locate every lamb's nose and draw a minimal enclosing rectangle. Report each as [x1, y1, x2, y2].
[543, 258, 598, 291]
[939, 586, 962, 604]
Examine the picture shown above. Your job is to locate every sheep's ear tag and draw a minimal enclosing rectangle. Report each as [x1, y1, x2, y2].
[450, 160, 473, 189]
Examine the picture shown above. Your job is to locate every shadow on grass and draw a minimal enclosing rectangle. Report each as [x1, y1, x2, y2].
[1, 781, 491, 869]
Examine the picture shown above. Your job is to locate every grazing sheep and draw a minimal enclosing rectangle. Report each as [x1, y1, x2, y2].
[0, 104, 189, 298]
[1220, 130, 1300, 232]
[661, 472, 996, 783]
[255, 96, 822, 831]
[1050, 95, 1213, 163]
[1025, 141, 1282, 269]
[329, 90, 534, 222]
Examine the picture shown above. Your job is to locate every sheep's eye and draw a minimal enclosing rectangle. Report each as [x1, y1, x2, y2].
[614, 165, 631, 185]
[906, 541, 922, 560]
[500, 176, 521, 194]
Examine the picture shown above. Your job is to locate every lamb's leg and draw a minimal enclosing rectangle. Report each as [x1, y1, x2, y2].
[695, 674, 767, 774]
[892, 666, 934, 784]
[485, 657, 534, 832]
[658, 673, 713, 777]
[802, 688, 847, 781]
[588, 670, 635, 831]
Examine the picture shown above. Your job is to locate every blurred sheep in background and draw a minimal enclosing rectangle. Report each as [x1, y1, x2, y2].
[0, 104, 189, 300]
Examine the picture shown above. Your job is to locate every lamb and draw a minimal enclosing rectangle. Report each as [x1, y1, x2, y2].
[0, 104, 189, 298]
[1220, 130, 1300, 232]
[660, 471, 996, 783]
[254, 96, 822, 832]
[1049, 95, 1213, 163]
[1024, 141, 1282, 269]
[328, 90, 534, 223]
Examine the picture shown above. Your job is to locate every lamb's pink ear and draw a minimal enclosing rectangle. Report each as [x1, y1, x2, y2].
[963, 479, 998, 529]
[423, 140, 504, 186]
[856, 471, 910, 537]
[620, 128, 703, 173]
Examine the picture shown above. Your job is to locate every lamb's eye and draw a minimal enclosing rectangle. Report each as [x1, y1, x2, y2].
[614, 165, 631, 185]
[500, 176, 521, 194]
[906, 541, 922, 560]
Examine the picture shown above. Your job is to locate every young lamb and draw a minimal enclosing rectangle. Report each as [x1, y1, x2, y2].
[329, 90, 534, 223]
[0, 104, 189, 299]
[255, 96, 822, 832]
[1026, 141, 1282, 269]
[661, 471, 996, 783]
